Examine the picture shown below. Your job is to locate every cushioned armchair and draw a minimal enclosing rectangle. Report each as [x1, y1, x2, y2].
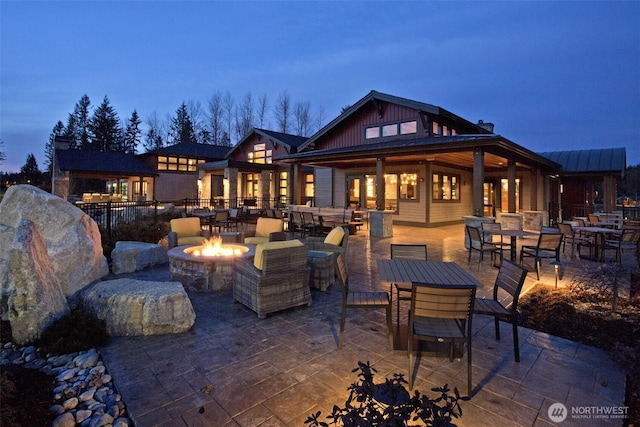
[304, 226, 349, 258]
[243, 217, 285, 245]
[167, 217, 209, 248]
[232, 240, 311, 318]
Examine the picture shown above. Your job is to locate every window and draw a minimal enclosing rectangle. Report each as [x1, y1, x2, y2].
[248, 143, 272, 164]
[365, 127, 380, 139]
[500, 178, 520, 211]
[382, 124, 398, 137]
[432, 173, 460, 201]
[279, 171, 288, 202]
[399, 173, 418, 200]
[304, 173, 314, 197]
[400, 121, 417, 135]
[157, 155, 200, 172]
[365, 120, 417, 140]
[243, 173, 259, 198]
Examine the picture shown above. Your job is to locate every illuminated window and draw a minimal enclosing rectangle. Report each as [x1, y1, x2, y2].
[500, 178, 520, 212]
[432, 173, 460, 201]
[399, 173, 418, 200]
[365, 120, 417, 140]
[248, 143, 272, 164]
[279, 172, 288, 202]
[432, 122, 440, 136]
[157, 155, 200, 172]
[304, 173, 314, 197]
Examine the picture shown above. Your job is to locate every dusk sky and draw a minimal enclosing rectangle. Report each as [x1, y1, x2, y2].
[1, 1, 639, 173]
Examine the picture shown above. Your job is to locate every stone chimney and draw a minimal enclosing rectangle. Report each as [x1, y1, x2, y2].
[477, 120, 495, 133]
[54, 135, 71, 150]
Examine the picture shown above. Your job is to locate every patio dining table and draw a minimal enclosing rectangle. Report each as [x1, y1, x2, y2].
[377, 259, 481, 352]
[573, 226, 622, 262]
[490, 229, 539, 262]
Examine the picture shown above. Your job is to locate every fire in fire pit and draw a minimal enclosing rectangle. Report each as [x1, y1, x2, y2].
[167, 236, 253, 292]
[185, 236, 247, 257]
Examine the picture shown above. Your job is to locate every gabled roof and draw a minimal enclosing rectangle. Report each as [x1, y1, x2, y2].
[298, 90, 490, 151]
[143, 141, 230, 159]
[539, 148, 626, 174]
[56, 149, 156, 175]
[226, 128, 308, 158]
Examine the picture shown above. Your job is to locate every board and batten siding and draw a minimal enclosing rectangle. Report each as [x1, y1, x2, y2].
[313, 167, 336, 207]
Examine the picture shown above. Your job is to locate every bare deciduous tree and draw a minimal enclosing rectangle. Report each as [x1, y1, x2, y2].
[294, 101, 312, 136]
[207, 91, 225, 145]
[257, 93, 269, 129]
[274, 90, 291, 134]
[222, 91, 234, 146]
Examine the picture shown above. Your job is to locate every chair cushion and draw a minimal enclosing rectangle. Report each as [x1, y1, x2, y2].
[170, 217, 202, 238]
[255, 218, 284, 238]
[244, 236, 270, 245]
[254, 239, 303, 270]
[178, 236, 208, 246]
[324, 226, 345, 246]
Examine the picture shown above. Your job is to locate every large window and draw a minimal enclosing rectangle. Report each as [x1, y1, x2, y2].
[365, 120, 417, 140]
[500, 178, 520, 212]
[399, 173, 418, 200]
[157, 155, 203, 172]
[304, 173, 314, 198]
[247, 143, 272, 164]
[432, 173, 460, 201]
[278, 171, 288, 203]
[361, 172, 419, 211]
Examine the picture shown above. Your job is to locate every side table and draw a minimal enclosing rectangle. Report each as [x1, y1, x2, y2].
[307, 250, 335, 291]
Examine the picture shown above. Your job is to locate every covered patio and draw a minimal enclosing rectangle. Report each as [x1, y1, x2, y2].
[98, 223, 627, 426]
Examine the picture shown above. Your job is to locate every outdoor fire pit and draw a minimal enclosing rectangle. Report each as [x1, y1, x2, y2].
[167, 236, 254, 292]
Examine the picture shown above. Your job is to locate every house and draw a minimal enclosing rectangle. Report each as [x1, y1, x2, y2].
[278, 90, 567, 231]
[197, 128, 309, 209]
[52, 138, 228, 202]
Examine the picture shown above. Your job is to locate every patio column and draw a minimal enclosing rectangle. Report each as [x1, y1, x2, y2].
[508, 159, 517, 213]
[473, 147, 484, 216]
[292, 164, 300, 205]
[224, 168, 238, 208]
[376, 157, 385, 210]
[603, 175, 617, 213]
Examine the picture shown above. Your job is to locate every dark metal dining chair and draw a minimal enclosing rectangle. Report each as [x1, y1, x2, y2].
[408, 281, 476, 395]
[390, 244, 427, 326]
[466, 225, 500, 270]
[519, 232, 563, 280]
[336, 254, 393, 351]
[473, 259, 528, 362]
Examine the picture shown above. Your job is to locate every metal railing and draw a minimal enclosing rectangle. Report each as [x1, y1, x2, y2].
[177, 197, 295, 214]
[77, 200, 159, 240]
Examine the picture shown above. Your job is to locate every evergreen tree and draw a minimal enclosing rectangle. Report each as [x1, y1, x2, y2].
[144, 111, 165, 151]
[123, 110, 142, 154]
[63, 112, 78, 149]
[45, 121, 65, 173]
[74, 94, 92, 149]
[90, 95, 122, 151]
[170, 102, 196, 144]
[20, 153, 42, 185]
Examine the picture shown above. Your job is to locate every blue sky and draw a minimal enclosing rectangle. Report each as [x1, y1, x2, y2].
[1, 1, 639, 173]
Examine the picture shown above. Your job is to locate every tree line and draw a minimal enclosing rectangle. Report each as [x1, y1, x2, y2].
[44, 90, 326, 172]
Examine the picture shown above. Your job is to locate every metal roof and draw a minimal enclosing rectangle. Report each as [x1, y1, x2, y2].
[539, 148, 626, 174]
[56, 149, 156, 175]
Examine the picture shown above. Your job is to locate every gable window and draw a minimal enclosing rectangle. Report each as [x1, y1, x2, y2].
[432, 173, 460, 201]
[248, 143, 272, 164]
[365, 120, 417, 140]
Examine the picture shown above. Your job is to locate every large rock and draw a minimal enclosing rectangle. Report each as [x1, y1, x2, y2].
[79, 279, 195, 336]
[8, 219, 70, 345]
[0, 185, 109, 306]
[111, 241, 168, 275]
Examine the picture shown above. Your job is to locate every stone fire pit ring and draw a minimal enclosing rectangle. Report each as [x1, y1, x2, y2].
[168, 243, 255, 292]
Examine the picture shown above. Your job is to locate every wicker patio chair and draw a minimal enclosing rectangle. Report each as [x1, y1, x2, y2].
[167, 217, 209, 248]
[232, 240, 311, 319]
[305, 226, 349, 259]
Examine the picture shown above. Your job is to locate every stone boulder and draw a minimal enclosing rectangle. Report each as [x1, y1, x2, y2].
[8, 219, 70, 345]
[0, 185, 109, 306]
[79, 279, 195, 336]
[111, 241, 168, 275]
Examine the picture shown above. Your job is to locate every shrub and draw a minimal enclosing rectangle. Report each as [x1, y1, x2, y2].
[305, 361, 467, 427]
[36, 307, 109, 355]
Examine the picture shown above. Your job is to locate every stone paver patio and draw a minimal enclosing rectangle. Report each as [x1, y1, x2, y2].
[99, 223, 628, 426]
